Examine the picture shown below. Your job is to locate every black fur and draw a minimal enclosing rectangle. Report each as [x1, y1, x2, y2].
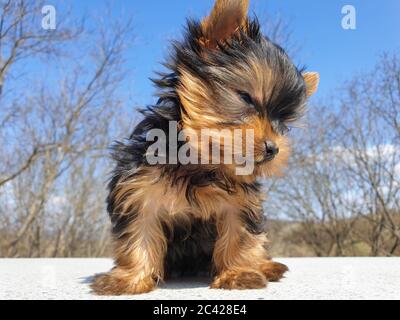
[164, 218, 217, 278]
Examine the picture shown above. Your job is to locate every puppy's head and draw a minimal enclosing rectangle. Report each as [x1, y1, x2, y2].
[172, 0, 319, 177]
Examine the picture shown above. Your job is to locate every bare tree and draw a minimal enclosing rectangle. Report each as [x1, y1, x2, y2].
[0, 0, 79, 187]
[335, 53, 400, 255]
[0, 1, 134, 257]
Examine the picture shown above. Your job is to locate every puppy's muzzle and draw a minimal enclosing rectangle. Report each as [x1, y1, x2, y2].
[264, 141, 279, 161]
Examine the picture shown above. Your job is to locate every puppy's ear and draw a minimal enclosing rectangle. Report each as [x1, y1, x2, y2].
[201, 0, 249, 49]
[303, 72, 320, 97]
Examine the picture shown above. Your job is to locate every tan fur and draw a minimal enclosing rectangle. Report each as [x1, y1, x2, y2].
[303, 72, 320, 97]
[92, 168, 172, 295]
[201, 0, 249, 48]
[213, 209, 267, 272]
[91, 268, 156, 296]
[211, 268, 267, 289]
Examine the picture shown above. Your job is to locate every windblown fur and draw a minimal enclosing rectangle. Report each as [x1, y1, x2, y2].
[91, 0, 319, 295]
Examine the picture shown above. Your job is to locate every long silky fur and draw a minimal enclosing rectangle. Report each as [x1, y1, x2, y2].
[106, 18, 306, 278]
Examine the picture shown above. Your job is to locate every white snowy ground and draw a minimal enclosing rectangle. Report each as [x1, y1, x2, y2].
[0, 258, 399, 300]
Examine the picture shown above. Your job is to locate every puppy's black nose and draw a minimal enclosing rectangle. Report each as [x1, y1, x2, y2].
[265, 141, 279, 160]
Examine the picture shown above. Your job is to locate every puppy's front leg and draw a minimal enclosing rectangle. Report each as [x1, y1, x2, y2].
[91, 206, 167, 296]
[211, 210, 286, 290]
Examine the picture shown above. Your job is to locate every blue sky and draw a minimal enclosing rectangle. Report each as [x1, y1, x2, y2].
[60, 0, 400, 107]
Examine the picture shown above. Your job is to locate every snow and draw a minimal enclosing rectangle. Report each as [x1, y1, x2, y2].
[1, 258, 399, 300]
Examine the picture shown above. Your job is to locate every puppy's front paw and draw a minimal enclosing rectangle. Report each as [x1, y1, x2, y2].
[211, 269, 267, 290]
[259, 261, 288, 282]
[91, 269, 156, 296]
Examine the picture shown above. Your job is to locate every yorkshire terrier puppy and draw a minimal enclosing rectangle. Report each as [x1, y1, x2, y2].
[91, 0, 319, 295]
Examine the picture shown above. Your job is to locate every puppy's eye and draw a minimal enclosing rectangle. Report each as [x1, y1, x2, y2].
[237, 91, 254, 106]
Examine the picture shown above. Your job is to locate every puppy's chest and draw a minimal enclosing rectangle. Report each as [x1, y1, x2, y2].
[128, 167, 261, 220]
[159, 183, 243, 220]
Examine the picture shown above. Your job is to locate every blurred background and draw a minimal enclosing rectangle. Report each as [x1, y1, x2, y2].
[0, 0, 399, 258]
